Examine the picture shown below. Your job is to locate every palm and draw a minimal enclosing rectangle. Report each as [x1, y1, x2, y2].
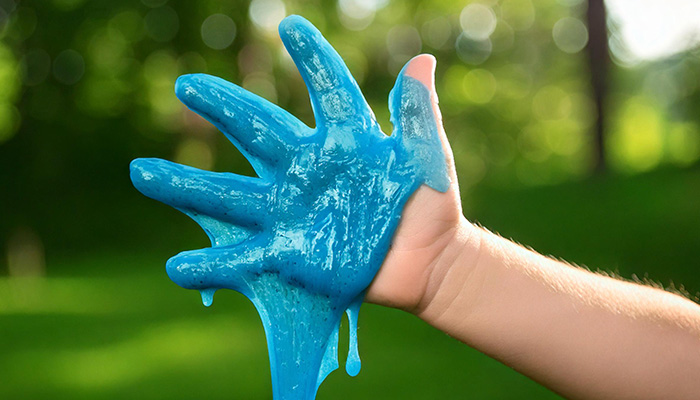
[368, 182, 462, 310]
[131, 15, 450, 400]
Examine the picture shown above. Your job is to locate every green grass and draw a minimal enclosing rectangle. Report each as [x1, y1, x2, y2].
[0, 252, 559, 399]
[1, 166, 699, 399]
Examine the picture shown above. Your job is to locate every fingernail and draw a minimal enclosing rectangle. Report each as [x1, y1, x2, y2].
[403, 54, 436, 93]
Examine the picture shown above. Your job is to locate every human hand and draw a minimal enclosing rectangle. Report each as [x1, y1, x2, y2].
[130, 14, 454, 398]
[130, 16, 452, 307]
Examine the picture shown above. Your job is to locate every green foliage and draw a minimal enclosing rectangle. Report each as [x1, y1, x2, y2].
[0, 1, 699, 398]
[0, 0, 699, 254]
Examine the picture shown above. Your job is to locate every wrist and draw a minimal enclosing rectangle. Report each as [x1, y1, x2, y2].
[413, 217, 486, 320]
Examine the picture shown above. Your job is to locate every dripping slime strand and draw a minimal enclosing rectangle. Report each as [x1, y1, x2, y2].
[130, 15, 449, 400]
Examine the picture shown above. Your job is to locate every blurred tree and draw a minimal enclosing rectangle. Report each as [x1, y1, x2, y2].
[0, 0, 699, 266]
[585, 0, 609, 172]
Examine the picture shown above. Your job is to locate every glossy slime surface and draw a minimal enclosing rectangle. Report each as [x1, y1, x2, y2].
[130, 15, 448, 400]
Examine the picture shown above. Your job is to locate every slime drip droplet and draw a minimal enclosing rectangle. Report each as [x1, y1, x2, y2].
[345, 297, 362, 377]
[130, 15, 449, 400]
[200, 288, 216, 307]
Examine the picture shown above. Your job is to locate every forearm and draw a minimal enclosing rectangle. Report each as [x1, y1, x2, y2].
[418, 217, 700, 400]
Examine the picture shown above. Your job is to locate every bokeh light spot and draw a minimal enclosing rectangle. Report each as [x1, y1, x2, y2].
[607, 0, 700, 62]
[145, 6, 179, 42]
[491, 20, 515, 53]
[462, 69, 497, 104]
[77, 75, 130, 117]
[643, 68, 681, 106]
[443, 64, 470, 105]
[532, 86, 572, 121]
[339, 0, 386, 20]
[13, 7, 38, 41]
[609, 97, 664, 172]
[109, 10, 145, 43]
[552, 17, 588, 54]
[249, 0, 286, 34]
[386, 25, 421, 72]
[6, 227, 45, 278]
[500, 0, 535, 31]
[455, 32, 492, 65]
[667, 123, 700, 166]
[201, 14, 237, 50]
[238, 44, 273, 76]
[178, 52, 207, 74]
[242, 72, 278, 104]
[519, 123, 553, 163]
[338, 0, 387, 31]
[460, 3, 497, 41]
[568, 92, 594, 128]
[87, 28, 130, 74]
[544, 120, 584, 156]
[174, 138, 214, 171]
[421, 17, 452, 50]
[143, 50, 181, 130]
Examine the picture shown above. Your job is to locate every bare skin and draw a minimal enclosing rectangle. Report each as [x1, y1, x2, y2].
[366, 55, 700, 400]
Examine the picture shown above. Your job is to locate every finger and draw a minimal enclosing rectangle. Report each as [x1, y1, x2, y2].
[389, 54, 451, 192]
[130, 158, 269, 228]
[166, 241, 265, 292]
[278, 15, 377, 129]
[400, 55, 458, 179]
[175, 74, 311, 179]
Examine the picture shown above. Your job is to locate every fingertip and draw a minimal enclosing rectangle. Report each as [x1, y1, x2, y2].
[174, 73, 206, 102]
[278, 14, 306, 31]
[278, 14, 314, 44]
[165, 255, 184, 287]
[402, 54, 436, 92]
[129, 157, 158, 190]
[129, 157, 145, 176]
[166, 251, 203, 289]
[130, 158, 188, 199]
[165, 253, 181, 281]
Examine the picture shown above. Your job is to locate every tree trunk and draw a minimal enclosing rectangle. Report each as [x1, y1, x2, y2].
[586, 0, 610, 173]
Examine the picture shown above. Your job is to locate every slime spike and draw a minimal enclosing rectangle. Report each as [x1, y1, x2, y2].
[316, 324, 339, 391]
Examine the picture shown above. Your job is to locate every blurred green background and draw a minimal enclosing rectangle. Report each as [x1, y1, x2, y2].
[1, 0, 699, 398]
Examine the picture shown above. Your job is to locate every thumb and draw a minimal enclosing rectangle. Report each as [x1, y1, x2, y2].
[402, 55, 454, 169]
[389, 54, 455, 192]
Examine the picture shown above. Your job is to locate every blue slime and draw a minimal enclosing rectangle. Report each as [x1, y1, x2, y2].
[130, 15, 448, 400]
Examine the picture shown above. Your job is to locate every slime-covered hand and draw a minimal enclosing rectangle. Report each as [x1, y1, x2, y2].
[130, 15, 449, 400]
